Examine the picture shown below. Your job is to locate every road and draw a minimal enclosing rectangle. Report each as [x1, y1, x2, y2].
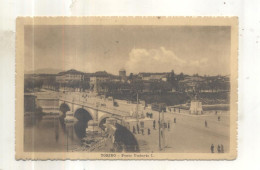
[134, 109, 230, 153]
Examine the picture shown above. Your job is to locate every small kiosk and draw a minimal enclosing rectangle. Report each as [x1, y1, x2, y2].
[189, 100, 203, 115]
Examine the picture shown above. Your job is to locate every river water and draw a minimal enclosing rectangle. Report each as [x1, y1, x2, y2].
[24, 115, 84, 152]
[23, 93, 138, 153]
[24, 94, 87, 152]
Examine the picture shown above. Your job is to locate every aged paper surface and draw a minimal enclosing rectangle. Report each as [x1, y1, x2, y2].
[16, 17, 238, 160]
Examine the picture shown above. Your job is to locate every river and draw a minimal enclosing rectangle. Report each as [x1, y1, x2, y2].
[24, 115, 84, 152]
[23, 92, 139, 153]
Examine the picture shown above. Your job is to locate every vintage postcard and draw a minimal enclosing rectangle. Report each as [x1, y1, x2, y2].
[16, 17, 238, 160]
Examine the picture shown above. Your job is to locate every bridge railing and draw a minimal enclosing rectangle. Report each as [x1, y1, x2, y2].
[59, 95, 131, 117]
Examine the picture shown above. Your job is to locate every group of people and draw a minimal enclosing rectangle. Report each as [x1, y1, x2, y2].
[132, 116, 178, 136]
[210, 144, 225, 153]
[173, 108, 181, 113]
[146, 112, 153, 118]
[132, 123, 151, 136]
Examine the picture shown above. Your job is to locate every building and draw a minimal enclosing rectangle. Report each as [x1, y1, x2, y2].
[56, 69, 85, 83]
[119, 69, 126, 77]
[178, 76, 205, 92]
[138, 72, 168, 81]
[90, 71, 110, 93]
[119, 69, 127, 82]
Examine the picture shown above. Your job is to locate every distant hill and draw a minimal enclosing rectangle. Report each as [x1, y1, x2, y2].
[25, 68, 65, 74]
[25, 68, 119, 77]
[57, 69, 85, 75]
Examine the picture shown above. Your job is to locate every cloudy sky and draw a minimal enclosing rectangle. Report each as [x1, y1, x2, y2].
[24, 25, 230, 75]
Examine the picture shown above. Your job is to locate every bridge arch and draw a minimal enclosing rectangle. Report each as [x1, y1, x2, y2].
[73, 108, 94, 139]
[98, 114, 111, 130]
[74, 108, 94, 122]
[114, 123, 140, 152]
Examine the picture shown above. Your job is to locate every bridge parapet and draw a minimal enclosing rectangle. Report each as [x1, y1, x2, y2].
[59, 97, 131, 117]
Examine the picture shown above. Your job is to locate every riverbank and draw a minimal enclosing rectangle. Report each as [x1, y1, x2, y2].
[69, 133, 112, 152]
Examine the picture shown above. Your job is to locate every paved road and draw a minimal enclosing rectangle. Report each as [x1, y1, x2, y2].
[134, 109, 230, 153]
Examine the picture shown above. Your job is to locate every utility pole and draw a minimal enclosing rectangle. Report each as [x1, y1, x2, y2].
[136, 92, 139, 120]
[162, 109, 165, 150]
[159, 110, 161, 150]
[67, 128, 69, 152]
[152, 103, 166, 151]
[159, 104, 166, 151]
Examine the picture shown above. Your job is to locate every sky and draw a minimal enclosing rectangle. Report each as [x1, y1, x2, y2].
[24, 25, 231, 76]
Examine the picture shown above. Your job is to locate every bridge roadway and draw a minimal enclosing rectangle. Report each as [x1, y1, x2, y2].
[59, 96, 131, 118]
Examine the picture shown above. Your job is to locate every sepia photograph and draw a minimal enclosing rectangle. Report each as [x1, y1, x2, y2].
[15, 17, 238, 160]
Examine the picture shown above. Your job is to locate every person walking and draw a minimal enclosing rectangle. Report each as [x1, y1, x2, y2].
[137, 123, 140, 134]
[133, 126, 136, 134]
[218, 116, 221, 121]
[221, 144, 224, 153]
[153, 120, 156, 129]
[205, 120, 208, 127]
[217, 145, 221, 153]
[148, 128, 151, 135]
[168, 122, 170, 131]
[211, 144, 214, 153]
[174, 117, 176, 123]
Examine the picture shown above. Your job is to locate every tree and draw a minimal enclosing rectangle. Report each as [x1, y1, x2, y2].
[130, 80, 144, 93]
[81, 81, 90, 91]
[150, 81, 172, 94]
[177, 72, 184, 81]
[129, 73, 134, 81]
[166, 70, 179, 90]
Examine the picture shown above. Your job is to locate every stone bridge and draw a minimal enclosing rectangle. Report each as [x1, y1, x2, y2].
[35, 93, 149, 152]
[58, 96, 132, 128]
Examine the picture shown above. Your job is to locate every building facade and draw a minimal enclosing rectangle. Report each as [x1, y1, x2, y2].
[90, 71, 110, 93]
[56, 69, 85, 83]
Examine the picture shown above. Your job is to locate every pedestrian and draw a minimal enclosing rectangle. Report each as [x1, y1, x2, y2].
[168, 122, 170, 130]
[148, 128, 151, 135]
[215, 111, 218, 115]
[133, 126, 136, 134]
[211, 144, 214, 153]
[205, 120, 208, 127]
[221, 144, 224, 153]
[151, 113, 153, 118]
[174, 118, 176, 123]
[218, 116, 220, 121]
[153, 120, 156, 129]
[137, 124, 140, 134]
[217, 145, 221, 153]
